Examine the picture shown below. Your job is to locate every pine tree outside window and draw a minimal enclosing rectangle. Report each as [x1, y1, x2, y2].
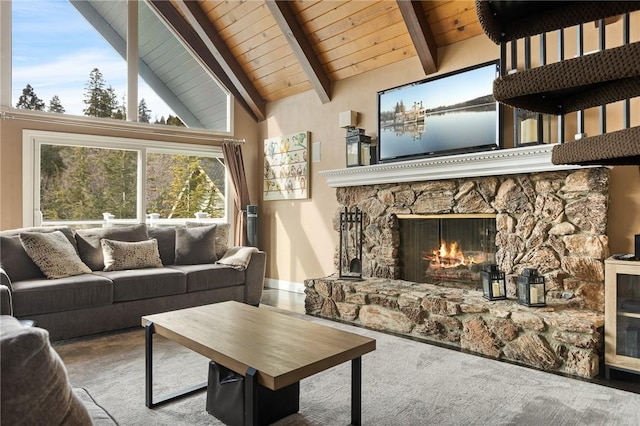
[25, 130, 229, 227]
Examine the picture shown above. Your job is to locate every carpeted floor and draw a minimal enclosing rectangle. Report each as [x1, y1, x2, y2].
[55, 308, 640, 426]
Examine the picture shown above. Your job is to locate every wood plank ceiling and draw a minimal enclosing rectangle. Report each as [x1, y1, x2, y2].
[152, 0, 483, 121]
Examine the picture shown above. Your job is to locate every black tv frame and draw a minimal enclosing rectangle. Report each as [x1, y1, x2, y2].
[376, 60, 503, 163]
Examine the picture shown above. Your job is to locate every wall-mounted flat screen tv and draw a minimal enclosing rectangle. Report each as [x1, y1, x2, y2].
[377, 60, 502, 163]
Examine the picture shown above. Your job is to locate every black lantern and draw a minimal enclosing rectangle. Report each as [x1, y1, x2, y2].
[514, 109, 553, 147]
[345, 127, 372, 167]
[517, 268, 546, 307]
[481, 264, 506, 301]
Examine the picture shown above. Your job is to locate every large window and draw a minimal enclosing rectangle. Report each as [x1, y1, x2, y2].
[24, 130, 229, 226]
[5, 0, 231, 132]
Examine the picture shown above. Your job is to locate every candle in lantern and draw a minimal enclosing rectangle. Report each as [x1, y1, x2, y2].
[492, 281, 502, 297]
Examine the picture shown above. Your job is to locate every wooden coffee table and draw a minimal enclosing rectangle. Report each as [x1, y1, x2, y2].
[142, 301, 376, 425]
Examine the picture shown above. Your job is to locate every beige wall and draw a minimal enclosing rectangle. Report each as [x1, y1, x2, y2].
[0, 99, 261, 231]
[2, 34, 639, 284]
[258, 34, 640, 284]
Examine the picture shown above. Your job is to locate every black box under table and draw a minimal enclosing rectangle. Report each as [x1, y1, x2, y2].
[206, 361, 299, 426]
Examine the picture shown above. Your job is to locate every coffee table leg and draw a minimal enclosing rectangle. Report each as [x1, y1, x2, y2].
[145, 321, 154, 408]
[352, 356, 362, 426]
[145, 321, 207, 408]
[245, 367, 258, 426]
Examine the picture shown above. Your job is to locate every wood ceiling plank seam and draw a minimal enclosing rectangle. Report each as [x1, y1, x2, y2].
[251, 55, 308, 85]
[222, 13, 282, 49]
[267, 81, 314, 102]
[245, 49, 301, 78]
[300, 0, 374, 35]
[331, 35, 416, 79]
[397, 0, 438, 74]
[169, 70, 211, 92]
[327, 33, 415, 73]
[293, 0, 345, 24]
[214, 3, 272, 43]
[328, 50, 416, 81]
[289, 0, 323, 15]
[207, 0, 264, 34]
[433, 22, 483, 46]
[250, 48, 302, 72]
[428, 6, 480, 36]
[258, 68, 311, 92]
[265, 0, 331, 103]
[425, 0, 476, 24]
[313, 8, 405, 53]
[233, 33, 290, 67]
[421, 0, 453, 13]
[317, 19, 409, 64]
[200, 0, 248, 21]
[310, 1, 399, 45]
[229, 23, 285, 60]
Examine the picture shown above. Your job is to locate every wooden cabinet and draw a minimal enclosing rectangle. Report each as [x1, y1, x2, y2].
[605, 258, 640, 377]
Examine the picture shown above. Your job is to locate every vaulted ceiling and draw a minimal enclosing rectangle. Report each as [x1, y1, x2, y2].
[148, 0, 484, 122]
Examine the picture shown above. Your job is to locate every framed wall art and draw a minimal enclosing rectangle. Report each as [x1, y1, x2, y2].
[263, 131, 310, 201]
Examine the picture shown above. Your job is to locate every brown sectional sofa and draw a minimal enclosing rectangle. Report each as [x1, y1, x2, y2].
[0, 223, 266, 341]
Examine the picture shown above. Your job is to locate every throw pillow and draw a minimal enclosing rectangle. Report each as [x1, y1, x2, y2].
[186, 222, 230, 259]
[19, 231, 91, 279]
[75, 224, 149, 271]
[0, 226, 77, 282]
[175, 225, 217, 265]
[0, 315, 93, 425]
[100, 238, 163, 272]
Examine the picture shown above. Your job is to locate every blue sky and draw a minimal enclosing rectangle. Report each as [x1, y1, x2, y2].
[12, 0, 173, 119]
[379, 63, 497, 112]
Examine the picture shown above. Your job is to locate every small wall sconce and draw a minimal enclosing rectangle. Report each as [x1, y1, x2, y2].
[339, 110, 358, 128]
[481, 264, 506, 301]
[517, 268, 546, 307]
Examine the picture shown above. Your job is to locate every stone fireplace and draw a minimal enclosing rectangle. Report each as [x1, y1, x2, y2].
[306, 146, 609, 378]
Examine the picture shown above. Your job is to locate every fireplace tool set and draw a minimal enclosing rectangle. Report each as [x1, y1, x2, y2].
[339, 206, 363, 279]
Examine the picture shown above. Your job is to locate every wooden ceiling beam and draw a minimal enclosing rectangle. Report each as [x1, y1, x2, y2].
[397, 0, 438, 75]
[154, 0, 266, 122]
[265, 0, 332, 104]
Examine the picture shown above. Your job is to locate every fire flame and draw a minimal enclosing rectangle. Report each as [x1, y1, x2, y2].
[425, 240, 475, 268]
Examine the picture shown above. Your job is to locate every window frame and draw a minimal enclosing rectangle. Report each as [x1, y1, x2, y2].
[22, 129, 230, 227]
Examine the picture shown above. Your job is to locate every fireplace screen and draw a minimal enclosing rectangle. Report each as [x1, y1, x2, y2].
[399, 214, 496, 289]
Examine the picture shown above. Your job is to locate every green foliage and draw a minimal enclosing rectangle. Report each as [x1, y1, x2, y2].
[21, 67, 184, 126]
[41, 148, 225, 221]
[138, 98, 151, 123]
[48, 96, 65, 113]
[16, 84, 45, 110]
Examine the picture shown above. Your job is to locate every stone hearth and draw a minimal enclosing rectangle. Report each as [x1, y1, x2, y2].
[305, 277, 604, 378]
[306, 166, 609, 378]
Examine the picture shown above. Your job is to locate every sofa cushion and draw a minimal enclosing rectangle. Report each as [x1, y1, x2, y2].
[10, 275, 114, 317]
[101, 238, 163, 271]
[0, 315, 93, 426]
[169, 264, 244, 293]
[186, 222, 230, 259]
[175, 225, 218, 265]
[20, 231, 92, 279]
[73, 388, 117, 425]
[147, 227, 176, 265]
[76, 224, 149, 271]
[0, 226, 77, 283]
[94, 268, 186, 302]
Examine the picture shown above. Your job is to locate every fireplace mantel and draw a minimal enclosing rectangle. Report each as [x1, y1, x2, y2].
[321, 144, 583, 188]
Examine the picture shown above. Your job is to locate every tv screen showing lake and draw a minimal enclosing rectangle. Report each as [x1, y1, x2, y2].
[379, 109, 497, 160]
